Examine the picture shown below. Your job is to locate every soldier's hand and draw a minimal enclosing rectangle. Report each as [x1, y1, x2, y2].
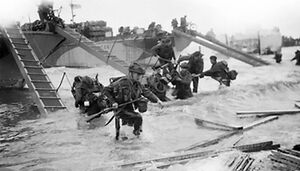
[93, 92, 101, 97]
[199, 73, 204, 78]
[157, 100, 164, 109]
[112, 102, 118, 109]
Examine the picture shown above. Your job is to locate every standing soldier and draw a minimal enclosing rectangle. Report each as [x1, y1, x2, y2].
[177, 50, 204, 93]
[291, 50, 300, 65]
[104, 63, 163, 140]
[274, 51, 282, 63]
[172, 62, 193, 99]
[151, 38, 176, 76]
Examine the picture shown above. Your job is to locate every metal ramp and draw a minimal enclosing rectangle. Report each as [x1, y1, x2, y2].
[55, 26, 130, 74]
[172, 29, 270, 66]
[1, 24, 66, 115]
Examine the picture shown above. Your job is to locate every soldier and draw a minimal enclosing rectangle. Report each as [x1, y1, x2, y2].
[200, 56, 237, 87]
[177, 50, 204, 93]
[291, 50, 300, 65]
[274, 51, 282, 63]
[151, 38, 176, 76]
[172, 62, 193, 99]
[71, 75, 106, 115]
[104, 63, 163, 139]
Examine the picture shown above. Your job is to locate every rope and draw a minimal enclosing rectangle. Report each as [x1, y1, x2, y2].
[56, 72, 66, 92]
[106, 37, 118, 64]
[65, 73, 73, 88]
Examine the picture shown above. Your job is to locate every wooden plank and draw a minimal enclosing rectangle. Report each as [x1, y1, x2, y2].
[194, 118, 243, 131]
[278, 149, 300, 158]
[242, 116, 278, 130]
[119, 149, 216, 168]
[236, 109, 300, 116]
[271, 151, 300, 166]
[269, 155, 300, 170]
[176, 116, 278, 152]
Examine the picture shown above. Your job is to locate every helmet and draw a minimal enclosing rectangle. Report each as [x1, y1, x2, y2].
[129, 62, 145, 75]
[221, 60, 228, 66]
[180, 62, 189, 69]
[210, 56, 217, 60]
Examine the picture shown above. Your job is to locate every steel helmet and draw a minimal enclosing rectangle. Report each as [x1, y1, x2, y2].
[210, 55, 217, 60]
[180, 62, 190, 69]
[129, 62, 145, 75]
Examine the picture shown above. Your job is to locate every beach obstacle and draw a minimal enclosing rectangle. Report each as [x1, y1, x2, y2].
[194, 117, 243, 131]
[236, 109, 300, 117]
[176, 116, 278, 152]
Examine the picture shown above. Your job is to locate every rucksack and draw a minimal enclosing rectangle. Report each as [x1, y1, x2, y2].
[111, 77, 133, 103]
[228, 70, 238, 80]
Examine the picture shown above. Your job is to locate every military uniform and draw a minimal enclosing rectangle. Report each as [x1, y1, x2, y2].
[178, 51, 204, 93]
[151, 38, 176, 75]
[173, 63, 193, 99]
[201, 60, 231, 86]
[104, 63, 160, 138]
[71, 76, 106, 115]
[291, 50, 300, 65]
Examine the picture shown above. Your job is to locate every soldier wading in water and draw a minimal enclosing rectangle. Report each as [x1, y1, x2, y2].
[104, 63, 163, 140]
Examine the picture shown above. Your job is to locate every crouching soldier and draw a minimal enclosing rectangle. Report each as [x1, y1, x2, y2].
[104, 62, 163, 139]
[172, 62, 193, 99]
[71, 75, 109, 115]
[200, 56, 237, 87]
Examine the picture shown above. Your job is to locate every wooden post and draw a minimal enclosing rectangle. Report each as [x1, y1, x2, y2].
[237, 109, 300, 117]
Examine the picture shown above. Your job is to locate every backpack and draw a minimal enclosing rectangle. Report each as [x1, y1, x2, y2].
[228, 70, 238, 80]
[111, 77, 133, 103]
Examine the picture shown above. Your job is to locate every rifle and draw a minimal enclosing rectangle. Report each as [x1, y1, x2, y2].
[84, 97, 143, 123]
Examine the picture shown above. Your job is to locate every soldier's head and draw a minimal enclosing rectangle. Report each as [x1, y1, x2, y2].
[162, 38, 172, 46]
[209, 56, 217, 65]
[193, 51, 204, 58]
[180, 62, 189, 71]
[295, 50, 300, 55]
[129, 62, 145, 81]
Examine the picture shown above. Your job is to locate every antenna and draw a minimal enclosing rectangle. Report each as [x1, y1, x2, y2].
[70, 0, 74, 23]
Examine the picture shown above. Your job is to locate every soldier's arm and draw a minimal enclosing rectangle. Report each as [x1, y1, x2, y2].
[177, 55, 190, 63]
[171, 49, 176, 60]
[151, 44, 161, 56]
[103, 85, 116, 105]
[291, 56, 297, 61]
[141, 85, 159, 103]
[178, 71, 192, 84]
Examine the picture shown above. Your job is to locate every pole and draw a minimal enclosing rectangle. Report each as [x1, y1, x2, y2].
[70, 0, 74, 23]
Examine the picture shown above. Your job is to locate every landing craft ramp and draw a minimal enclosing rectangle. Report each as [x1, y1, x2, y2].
[55, 26, 130, 74]
[1, 24, 66, 115]
[172, 29, 270, 66]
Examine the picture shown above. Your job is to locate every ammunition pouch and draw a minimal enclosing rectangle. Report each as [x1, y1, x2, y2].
[136, 98, 149, 113]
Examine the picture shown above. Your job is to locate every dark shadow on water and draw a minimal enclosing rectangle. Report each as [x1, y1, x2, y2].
[0, 88, 40, 127]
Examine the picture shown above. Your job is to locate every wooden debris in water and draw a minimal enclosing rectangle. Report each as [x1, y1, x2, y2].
[269, 148, 300, 170]
[236, 109, 300, 117]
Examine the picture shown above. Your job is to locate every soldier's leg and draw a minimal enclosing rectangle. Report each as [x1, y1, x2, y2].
[133, 113, 143, 135]
[192, 76, 199, 93]
[122, 111, 143, 136]
[115, 116, 120, 140]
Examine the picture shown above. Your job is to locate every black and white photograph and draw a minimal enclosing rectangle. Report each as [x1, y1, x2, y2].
[0, 0, 300, 170]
